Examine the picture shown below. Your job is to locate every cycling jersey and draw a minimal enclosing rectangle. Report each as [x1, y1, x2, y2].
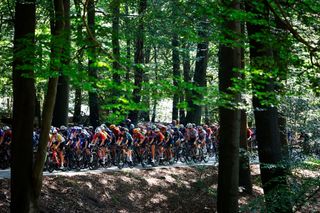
[198, 129, 207, 141]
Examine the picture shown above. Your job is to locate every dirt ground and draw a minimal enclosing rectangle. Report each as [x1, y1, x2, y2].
[0, 165, 319, 213]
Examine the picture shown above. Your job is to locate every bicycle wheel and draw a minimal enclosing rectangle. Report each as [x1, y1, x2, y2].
[117, 151, 125, 169]
[89, 153, 99, 170]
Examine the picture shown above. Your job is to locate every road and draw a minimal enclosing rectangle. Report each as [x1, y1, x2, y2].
[0, 154, 261, 179]
[0, 157, 221, 179]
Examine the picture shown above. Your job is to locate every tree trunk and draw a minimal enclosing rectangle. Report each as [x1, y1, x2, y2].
[73, 88, 82, 124]
[30, 0, 64, 211]
[52, 0, 70, 127]
[238, 16, 252, 195]
[186, 20, 209, 125]
[246, 1, 292, 212]
[151, 45, 158, 123]
[172, 34, 180, 121]
[239, 110, 253, 194]
[88, 0, 99, 128]
[111, 0, 121, 84]
[35, 94, 41, 128]
[183, 42, 191, 125]
[73, 0, 84, 125]
[217, 1, 241, 212]
[140, 46, 151, 122]
[125, 3, 131, 82]
[128, 0, 147, 124]
[11, 0, 36, 211]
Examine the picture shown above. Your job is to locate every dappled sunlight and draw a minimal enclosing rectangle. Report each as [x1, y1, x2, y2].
[293, 169, 320, 178]
[85, 182, 93, 189]
[149, 192, 168, 204]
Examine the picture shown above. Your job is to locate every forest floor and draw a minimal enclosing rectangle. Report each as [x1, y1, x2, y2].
[0, 164, 319, 213]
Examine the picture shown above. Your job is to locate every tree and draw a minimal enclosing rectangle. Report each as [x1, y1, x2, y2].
[11, 0, 36, 211]
[52, 0, 70, 127]
[246, 1, 292, 211]
[31, 0, 64, 210]
[128, 0, 147, 124]
[87, 0, 99, 128]
[217, 0, 241, 212]
[186, 19, 209, 125]
[172, 33, 180, 121]
[73, 0, 84, 124]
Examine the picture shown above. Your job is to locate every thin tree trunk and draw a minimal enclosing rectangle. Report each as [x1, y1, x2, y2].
[183, 42, 191, 125]
[217, 1, 241, 212]
[125, 3, 131, 82]
[111, 0, 121, 84]
[128, 0, 147, 124]
[172, 34, 180, 121]
[238, 16, 252, 195]
[52, 0, 70, 127]
[88, 0, 99, 128]
[140, 46, 151, 122]
[73, 88, 82, 124]
[11, 0, 36, 211]
[151, 45, 158, 123]
[30, 0, 64, 211]
[73, 0, 84, 124]
[186, 19, 209, 125]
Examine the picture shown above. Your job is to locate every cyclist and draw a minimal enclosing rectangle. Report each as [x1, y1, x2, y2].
[185, 123, 198, 157]
[0, 128, 3, 145]
[160, 126, 173, 161]
[154, 128, 165, 164]
[133, 128, 145, 146]
[145, 127, 157, 164]
[197, 126, 207, 152]
[1, 126, 12, 145]
[119, 127, 134, 165]
[91, 127, 108, 164]
[49, 127, 66, 169]
[172, 126, 183, 147]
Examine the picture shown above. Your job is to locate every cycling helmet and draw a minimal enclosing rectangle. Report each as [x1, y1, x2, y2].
[3, 126, 10, 131]
[151, 125, 157, 130]
[160, 126, 167, 131]
[109, 124, 116, 129]
[186, 123, 192, 128]
[60, 125, 67, 131]
[95, 127, 102, 133]
[129, 124, 135, 129]
[133, 128, 140, 134]
[154, 128, 160, 133]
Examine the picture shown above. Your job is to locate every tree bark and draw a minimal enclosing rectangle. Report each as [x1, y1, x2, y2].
[128, 0, 147, 124]
[217, 1, 241, 212]
[111, 0, 121, 84]
[239, 110, 253, 194]
[238, 16, 252, 195]
[11, 0, 36, 211]
[125, 3, 131, 82]
[30, 0, 64, 211]
[246, 1, 292, 212]
[151, 46, 158, 123]
[52, 0, 71, 127]
[88, 0, 99, 128]
[186, 20, 209, 125]
[183, 42, 191, 125]
[73, 0, 84, 124]
[73, 88, 82, 124]
[172, 33, 180, 121]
